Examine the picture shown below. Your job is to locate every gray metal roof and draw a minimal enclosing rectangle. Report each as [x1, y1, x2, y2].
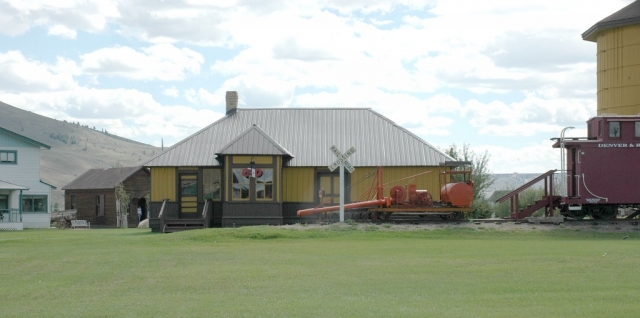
[583, 0, 640, 42]
[217, 124, 293, 156]
[143, 108, 454, 167]
[62, 166, 149, 190]
[0, 180, 29, 190]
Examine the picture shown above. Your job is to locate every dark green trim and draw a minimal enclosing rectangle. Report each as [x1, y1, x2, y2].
[0, 150, 17, 164]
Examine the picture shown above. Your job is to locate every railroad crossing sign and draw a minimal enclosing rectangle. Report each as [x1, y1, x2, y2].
[328, 146, 356, 173]
[328, 145, 355, 222]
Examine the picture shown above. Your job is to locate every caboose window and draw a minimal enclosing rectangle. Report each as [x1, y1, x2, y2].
[635, 122, 640, 138]
[609, 121, 620, 138]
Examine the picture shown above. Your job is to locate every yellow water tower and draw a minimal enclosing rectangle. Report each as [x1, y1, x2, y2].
[582, 1, 640, 115]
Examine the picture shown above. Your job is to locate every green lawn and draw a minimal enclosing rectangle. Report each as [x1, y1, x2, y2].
[0, 225, 638, 317]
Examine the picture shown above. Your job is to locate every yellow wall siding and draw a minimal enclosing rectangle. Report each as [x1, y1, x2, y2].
[224, 157, 231, 202]
[350, 166, 449, 201]
[233, 156, 273, 164]
[282, 167, 315, 202]
[596, 25, 640, 115]
[276, 157, 282, 202]
[150, 167, 176, 202]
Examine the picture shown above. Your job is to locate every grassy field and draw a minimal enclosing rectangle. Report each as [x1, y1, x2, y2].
[0, 225, 638, 317]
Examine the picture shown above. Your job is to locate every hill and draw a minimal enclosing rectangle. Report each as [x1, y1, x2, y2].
[0, 101, 161, 211]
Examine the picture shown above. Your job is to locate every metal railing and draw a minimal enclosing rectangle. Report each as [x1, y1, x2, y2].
[202, 199, 211, 229]
[0, 209, 22, 223]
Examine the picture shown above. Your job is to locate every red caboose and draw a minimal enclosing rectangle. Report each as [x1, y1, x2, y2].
[553, 115, 640, 219]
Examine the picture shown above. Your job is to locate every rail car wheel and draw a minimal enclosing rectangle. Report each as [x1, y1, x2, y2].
[591, 205, 617, 220]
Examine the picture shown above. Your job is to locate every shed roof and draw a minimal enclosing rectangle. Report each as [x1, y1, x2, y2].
[62, 167, 149, 190]
[582, 0, 640, 42]
[0, 180, 29, 190]
[144, 108, 454, 167]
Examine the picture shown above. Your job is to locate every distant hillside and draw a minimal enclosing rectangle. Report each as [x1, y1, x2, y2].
[0, 101, 161, 211]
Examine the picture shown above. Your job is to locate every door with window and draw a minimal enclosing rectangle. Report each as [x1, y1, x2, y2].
[318, 173, 342, 205]
[179, 174, 198, 218]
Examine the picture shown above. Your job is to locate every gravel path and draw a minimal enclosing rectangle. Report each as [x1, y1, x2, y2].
[280, 219, 640, 234]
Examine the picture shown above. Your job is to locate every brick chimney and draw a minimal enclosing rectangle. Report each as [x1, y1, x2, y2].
[226, 91, 238, 115]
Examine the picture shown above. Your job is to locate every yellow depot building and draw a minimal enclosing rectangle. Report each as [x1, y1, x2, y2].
[582, 1, 640, 115]
[143, 91, 462, 232]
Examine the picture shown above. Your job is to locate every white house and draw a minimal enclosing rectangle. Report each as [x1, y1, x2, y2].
[0, 127, 55, 230]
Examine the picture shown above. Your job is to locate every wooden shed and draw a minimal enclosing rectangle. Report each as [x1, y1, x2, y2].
[62, 167, 150, 227]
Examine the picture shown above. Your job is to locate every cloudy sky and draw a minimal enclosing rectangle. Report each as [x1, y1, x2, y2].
[0, 0, 633, 173]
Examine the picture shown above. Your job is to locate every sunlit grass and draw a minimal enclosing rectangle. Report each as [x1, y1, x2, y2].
[0, 227, 637, 317]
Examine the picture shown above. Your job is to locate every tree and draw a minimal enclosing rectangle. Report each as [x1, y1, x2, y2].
[444, 143, 495, 218]
[115, 182, 130, 228]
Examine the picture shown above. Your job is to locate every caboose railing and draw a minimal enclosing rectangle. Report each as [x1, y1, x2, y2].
[495, 170, 558, 219]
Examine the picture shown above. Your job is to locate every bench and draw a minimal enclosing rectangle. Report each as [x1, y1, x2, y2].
[71, 220, 90, 229]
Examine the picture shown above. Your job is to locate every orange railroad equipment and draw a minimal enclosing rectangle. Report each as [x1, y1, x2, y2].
[296, 197, 391, 216]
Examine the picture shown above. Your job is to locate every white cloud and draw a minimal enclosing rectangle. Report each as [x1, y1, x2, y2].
[460, 94, 595, 137]
[47, 24, 77, 39]
[162, 86, 179, 98]
[0, 51, 78, 92]
[0, 0, 119, 36]
[80, 44, 204, 81]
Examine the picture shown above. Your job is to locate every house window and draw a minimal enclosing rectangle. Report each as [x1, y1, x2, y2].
[22, 195, 48, 213]
[0, 195, 8, 210]
[256, 169, 273, 200]
[232, 169, 250, 200]
[96, 194, 104, 217]
[609, 121, 620, 138]
[70, 194, 76, 209]
[635, 122, 640, 138]
[203, 169, 221, 200]
[0, 150, 17, 164]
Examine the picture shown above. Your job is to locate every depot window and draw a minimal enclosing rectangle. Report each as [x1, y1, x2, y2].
[0, 150, 17, 164]
[609, 121, 620, 138]
[635, 122, 640, 138]
[22, 195, 48, 213]
[232, 168, 250, 200]
[231, 167, 274, 201]
[203, 169, 221, 201]
[256, 169, 273, 200]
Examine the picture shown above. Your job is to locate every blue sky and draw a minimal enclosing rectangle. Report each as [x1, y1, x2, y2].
[0, 0, 633, 173]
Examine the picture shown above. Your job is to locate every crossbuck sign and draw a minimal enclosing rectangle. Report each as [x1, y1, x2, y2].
[328, 146, 356, 173]
[328, 145, 355, 222]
